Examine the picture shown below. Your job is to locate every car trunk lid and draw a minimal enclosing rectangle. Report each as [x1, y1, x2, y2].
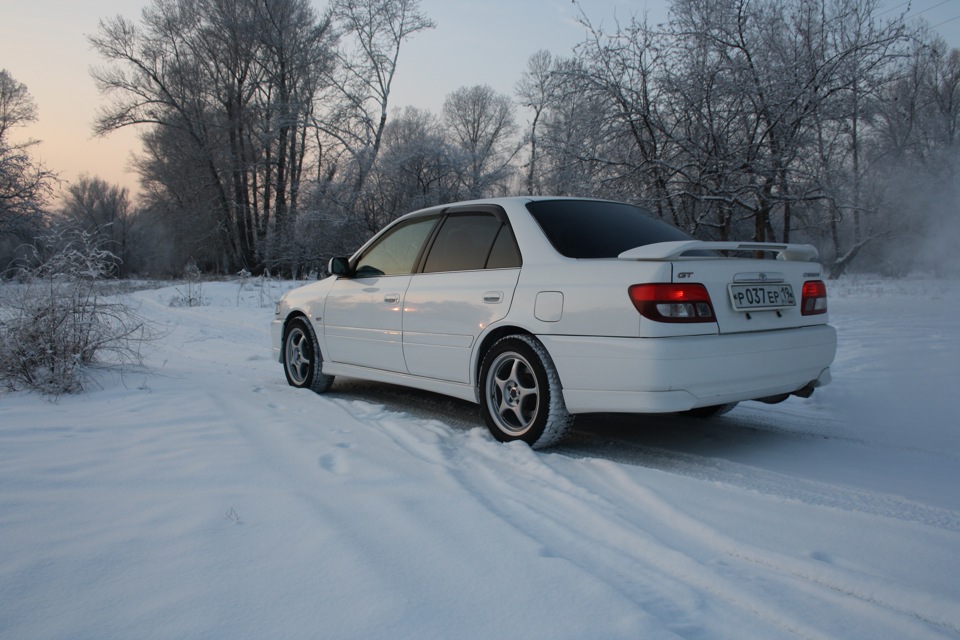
[619, 241, 827, 335]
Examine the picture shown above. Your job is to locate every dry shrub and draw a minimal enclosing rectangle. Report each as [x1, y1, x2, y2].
[0, 229, 151, 395]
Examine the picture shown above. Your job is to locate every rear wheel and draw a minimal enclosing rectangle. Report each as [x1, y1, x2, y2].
[283, 317, 334, 393]
[479, 335, 574, 448]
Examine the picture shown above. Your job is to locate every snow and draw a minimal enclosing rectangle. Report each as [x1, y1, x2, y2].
[1, 275, 959, 639]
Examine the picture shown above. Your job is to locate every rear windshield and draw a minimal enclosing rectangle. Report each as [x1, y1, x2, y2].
[526, 200, 692, 259]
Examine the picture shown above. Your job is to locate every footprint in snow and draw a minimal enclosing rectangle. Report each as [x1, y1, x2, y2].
[319, 448, 350, 474]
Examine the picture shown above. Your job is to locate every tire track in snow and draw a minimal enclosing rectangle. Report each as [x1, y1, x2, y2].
[558, 435, 960, 534]
[550, 456, 960, 638]
[328, 386, 960, 638]
[444, 438, 839, 639]
[328, 380, 960, 534]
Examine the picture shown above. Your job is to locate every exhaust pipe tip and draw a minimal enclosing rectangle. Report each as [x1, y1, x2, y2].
[792, 381, 818, 399]
[757, 393, 790, 405]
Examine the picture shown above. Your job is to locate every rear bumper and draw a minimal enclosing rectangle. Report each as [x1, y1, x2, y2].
[539, 324, 837, 414]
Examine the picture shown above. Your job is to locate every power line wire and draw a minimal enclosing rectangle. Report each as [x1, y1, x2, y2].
[878, 0, 914, 17]
[929, 14, 960, 29]
[912, 0, 952, 17]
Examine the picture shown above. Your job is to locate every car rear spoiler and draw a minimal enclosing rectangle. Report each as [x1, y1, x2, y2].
[618, 240, 819, 262]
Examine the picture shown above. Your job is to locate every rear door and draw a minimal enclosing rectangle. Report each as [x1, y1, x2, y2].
[402, 208, 522, 383]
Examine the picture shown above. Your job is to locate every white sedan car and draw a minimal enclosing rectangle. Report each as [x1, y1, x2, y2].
[272, 197, 836, 448]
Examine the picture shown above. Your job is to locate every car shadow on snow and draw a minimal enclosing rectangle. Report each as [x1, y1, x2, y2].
[328, 377, 806, 467]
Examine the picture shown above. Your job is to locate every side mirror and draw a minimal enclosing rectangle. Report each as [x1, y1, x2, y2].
[328, 256, 352, 277]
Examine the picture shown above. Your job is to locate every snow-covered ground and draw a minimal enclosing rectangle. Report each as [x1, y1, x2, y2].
[1, 276, 958, 639]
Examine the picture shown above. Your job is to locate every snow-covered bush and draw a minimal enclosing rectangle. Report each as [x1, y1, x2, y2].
[169, 261, 206, 307]
[0, 229, 151, 395]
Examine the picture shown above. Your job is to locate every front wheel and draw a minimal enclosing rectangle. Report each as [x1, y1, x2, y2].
[479, 335, 574, 449]
[283, 317, 334, 393]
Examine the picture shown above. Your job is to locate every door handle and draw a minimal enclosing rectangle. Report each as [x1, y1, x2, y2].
[483, 291, 503, 304]
[384, 294, 400, 304]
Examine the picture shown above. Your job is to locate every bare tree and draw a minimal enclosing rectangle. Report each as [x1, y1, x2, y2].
[318, 0, 435, 210]
[559, 0, 913, 271]
[370, 107, 455, 215]
[256, 0, 336, 274]
[442, 85, 519, 198]
[564, 10, 682, 220]
[89, 0, 333, 275]
[523, 56, 607, 198]
[516, 50, 558, 196]
[59, 176, 133, 277]
[0, 69, 55, 242]
[861, 34, 960, 276]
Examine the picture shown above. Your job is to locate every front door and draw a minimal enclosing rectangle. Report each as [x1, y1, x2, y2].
[323, 274, 411, 372]
[323, 214, 440, 373]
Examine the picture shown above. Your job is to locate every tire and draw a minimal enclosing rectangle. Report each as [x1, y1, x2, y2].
[479, 335, 574, 449]
[282, 317, 334, 393]
[682, 402, 738, 418]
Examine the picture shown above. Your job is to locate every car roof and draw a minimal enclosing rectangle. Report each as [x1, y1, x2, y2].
[398, 196, 623, 218]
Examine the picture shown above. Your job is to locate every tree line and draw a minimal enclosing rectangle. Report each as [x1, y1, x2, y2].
[2, 0, 958, 279]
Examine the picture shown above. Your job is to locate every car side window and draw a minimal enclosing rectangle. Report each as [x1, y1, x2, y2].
[354, 215, 440, 277]
[423, 213, 520, 273]
[486, 225, 522, 269]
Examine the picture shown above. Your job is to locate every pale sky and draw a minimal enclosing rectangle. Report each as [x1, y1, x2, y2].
[2, 0, 959, 203]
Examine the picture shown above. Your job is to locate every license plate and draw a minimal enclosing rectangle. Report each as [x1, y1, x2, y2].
[729, 283, 795, 310]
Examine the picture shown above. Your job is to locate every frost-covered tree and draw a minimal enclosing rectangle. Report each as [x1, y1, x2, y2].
[317, 0, 435, 211]
[539, 0, 922, 274]
[59, 176, 133, 277]
[516, 50, 558, 196]
[90, 0, 334, 274]
[861, 36, 960, 276]
[0, 69, 54, 244]
[442, 85, 519, 198]
[367, 107, 456, 219]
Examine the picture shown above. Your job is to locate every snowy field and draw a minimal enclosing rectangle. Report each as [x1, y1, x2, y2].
[1, 275, 959, 639]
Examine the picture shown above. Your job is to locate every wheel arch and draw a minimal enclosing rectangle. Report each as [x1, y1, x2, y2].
[279, 311, 311, 362]
[476, 331, 575, 448]
[473, 325, 536, 387]
[280, 311, 335, 393]
[279, 309, 325, 362]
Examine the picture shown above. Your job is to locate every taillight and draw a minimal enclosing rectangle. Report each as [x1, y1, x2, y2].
[628, 283, 716, 323]
[801, 280, 828, 316]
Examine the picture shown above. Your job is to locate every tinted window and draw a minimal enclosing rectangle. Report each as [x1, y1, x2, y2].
[423, 213, 518, 273]
[526, 200, 692, 259]
[355, 215, 440, 277]
[486, 225, 522, 269]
